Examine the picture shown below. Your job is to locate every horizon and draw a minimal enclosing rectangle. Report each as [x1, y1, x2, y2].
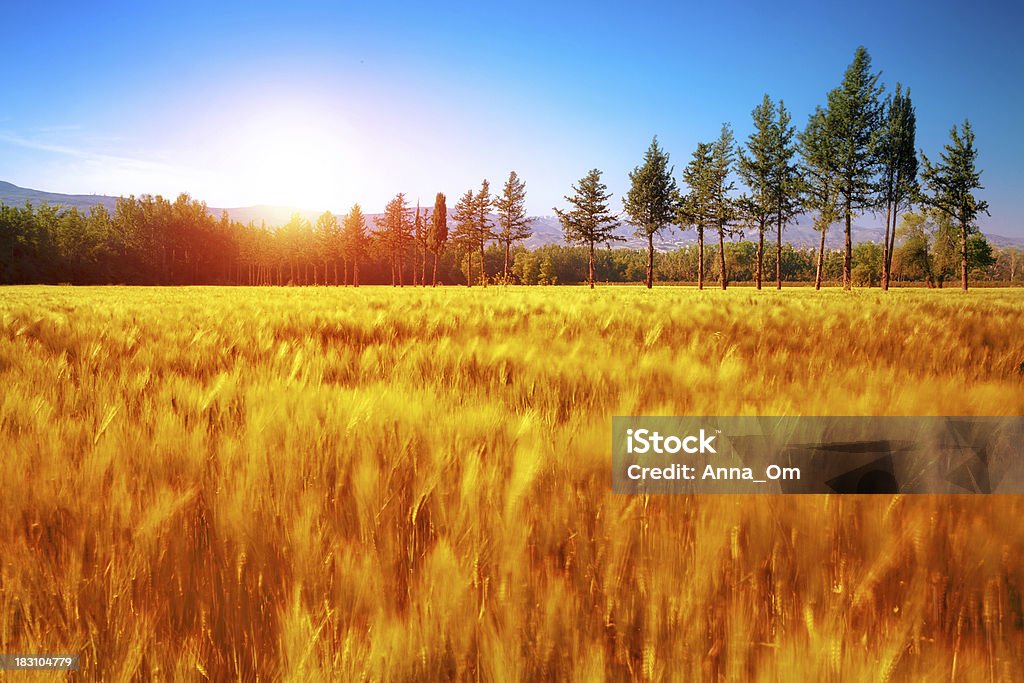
[6, 178, 1024, 249]
[2, 1, 1022, 236]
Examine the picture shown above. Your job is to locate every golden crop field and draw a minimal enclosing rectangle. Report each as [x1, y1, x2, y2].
[1, 285, 1023, 681]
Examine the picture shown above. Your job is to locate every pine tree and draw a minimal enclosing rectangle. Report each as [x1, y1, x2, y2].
[827, 46, 884, 289]
[920, 120, 989, 291]
[450, 189, 477, 286]
[681, 142, 714, 289]
[623, 136, 679, 288]
[769, 101, 802, 290]
[876, 83, 918, 290]
[412, 200, 423, 285]
[418, 205, 431, 286]
[494, 171, 530, 283]
[373, 193, 413, 286]
[707, 124, 739, 290]
[314, 210, 341, 285]
[798, 106, 842, 290]
[428, 192, 448, 286]
[472, 179, 495, 286]
[737, 96, 775, 290]
[341, 204, 367, 287]
[554, 168, 622, 288]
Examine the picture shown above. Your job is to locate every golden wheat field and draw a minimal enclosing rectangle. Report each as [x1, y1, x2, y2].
[1, 285, 1023, 681]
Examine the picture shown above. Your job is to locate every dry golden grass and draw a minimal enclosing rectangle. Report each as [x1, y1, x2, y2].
[1, 285, 1023, 681]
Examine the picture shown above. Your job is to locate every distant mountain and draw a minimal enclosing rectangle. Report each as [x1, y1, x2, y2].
[0, 181, 316, 228]
[520, 215, 1024, 250]
[0, 180, 120, 214]
[2, 180, 1021, 249]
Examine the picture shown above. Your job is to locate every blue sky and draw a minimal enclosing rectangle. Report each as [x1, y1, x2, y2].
[2, 0, 1021, 235]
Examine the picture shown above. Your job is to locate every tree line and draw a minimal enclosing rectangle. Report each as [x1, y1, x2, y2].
[618, 46, 991, 291]
[0, 47, 1002, 289]
[1, 192, 1014, 287]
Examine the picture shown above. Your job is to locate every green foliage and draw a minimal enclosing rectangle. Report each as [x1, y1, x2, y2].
[827, 46, 885, 213]
[737, 95, 777, 231]
[449, 190, 477, 254]
[708, 124, 739, 233]
[876, 83, 919, 287]
[825, 46, 885, 287]
[851, 242, 883, 286]
[892, 209, 997, 287]
[680, 142, 715, 231]
[624, 137, 679, 238]
[494, 171, 530, 280]
[555, 169, 620, 248]
[624, 136, 679, 288]
[798, 107, 841, 233]
[876, 84, 919, 213]
[554, 168, 623, 286]
[920, 120, 990, 289]
[428, 192, 448, 254]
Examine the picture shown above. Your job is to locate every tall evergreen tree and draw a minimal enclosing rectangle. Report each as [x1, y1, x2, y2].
[494, 171, 530, 282]
[341, 204, 367, 287]
[680, 142, 714, 289]
[473, 179, 495, 286]
[876, 83, 919, 290]
[314, 210, 341, 285]
[421, 206, 433, 286]
[450, 189, 478, 286]
[920, 120, 989, 291]
[738, 96, 775, 289]
[827, 46, 885, 289]
[623, 136, 679, 288]
[373, 193, 413, 286]
[428, 192, 448, 286]
[769, 101, 803, 290]
[413, 200, 430, 286]
[799, 106, 842, 290]
[554, 168, 622, 288]
[707, 124, 739, 289]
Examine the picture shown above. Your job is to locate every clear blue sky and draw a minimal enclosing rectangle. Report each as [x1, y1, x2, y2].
[2, 0, 1021, 235]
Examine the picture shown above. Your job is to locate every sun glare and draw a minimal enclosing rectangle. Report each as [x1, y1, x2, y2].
[219, 106, 359, 210]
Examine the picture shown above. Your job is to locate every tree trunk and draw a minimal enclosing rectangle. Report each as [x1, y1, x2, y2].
[961, 221, 969, 291]
[477, 241, 485, 286]
[697, 227, 704, 290]
[776, 213, 783, 290]
[645, 232, 654, 289]
[756, 221, 764, 290]
[467, 251, 473, 287]
[503, 240, 511, 284]
[718, 226, 727, 290]
[422, 245, 427, 286]
[882, 200, 892, 291]
[815, 227, 826, 291]
[844, 200, 852, 290]
[588, 242, 595, 289]
[432, 250, 440, 287]
[887, 209, 897, 285]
